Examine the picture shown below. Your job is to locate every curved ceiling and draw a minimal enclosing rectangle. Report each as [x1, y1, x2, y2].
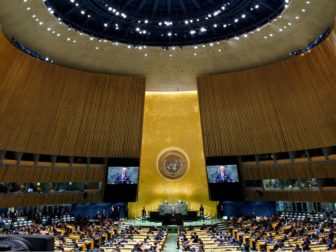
[44, 0, 285, 46]
[0, 0, 335, 91]
[106, 0, 231, 19]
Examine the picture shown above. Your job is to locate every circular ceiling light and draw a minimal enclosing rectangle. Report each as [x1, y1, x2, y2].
[44, 0, 288, 47]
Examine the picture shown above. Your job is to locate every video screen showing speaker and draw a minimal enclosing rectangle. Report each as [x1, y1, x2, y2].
[206, 157, 243, 201]
[104, 159, 139, 202]
[207, 165, 239, 184]
[107, 167, 139, 185]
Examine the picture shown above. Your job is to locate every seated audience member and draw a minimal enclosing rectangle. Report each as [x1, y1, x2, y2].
[2, 206, 335, 252]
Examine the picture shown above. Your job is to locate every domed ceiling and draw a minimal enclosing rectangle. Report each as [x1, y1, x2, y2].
[45, 0, 286, 46]
[0, 0, 335, 91]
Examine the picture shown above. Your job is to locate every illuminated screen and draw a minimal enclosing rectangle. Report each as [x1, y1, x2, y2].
[207, 165, 239, 183]
[106, 167, 139, 185]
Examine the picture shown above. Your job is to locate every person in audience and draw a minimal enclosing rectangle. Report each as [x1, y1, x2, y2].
[294, 244, 302, 252]
[102, 209, 107, 220]
[198, 241, 205, 251]
[329, 229, 335, 240]
[116, 206, 120, 220]
[132, 242, 140, 252]
[2, 206, 336, 252]
[149, 241, 158, 251]
[187, 226, 194, 231]
[192, 234, 200, 243]
[96, 210, 101, 220]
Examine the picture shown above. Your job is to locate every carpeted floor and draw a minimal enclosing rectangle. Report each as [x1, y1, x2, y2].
[163, 232, 179, 252]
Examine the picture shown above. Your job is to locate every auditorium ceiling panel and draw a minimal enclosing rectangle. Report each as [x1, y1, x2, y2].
[0, 0, 335, 91]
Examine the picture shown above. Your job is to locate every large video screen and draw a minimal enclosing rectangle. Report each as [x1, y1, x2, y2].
[107, 167, 139, 185]
[206, 157, 243, 201]
[207, 165, 239, 183]
[104, 159, 140, 202]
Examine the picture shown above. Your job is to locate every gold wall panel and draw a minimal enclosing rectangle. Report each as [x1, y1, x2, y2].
[129, 92, 216, 217]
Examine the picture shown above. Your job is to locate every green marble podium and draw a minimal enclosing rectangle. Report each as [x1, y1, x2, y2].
[159, 202, 188, 216]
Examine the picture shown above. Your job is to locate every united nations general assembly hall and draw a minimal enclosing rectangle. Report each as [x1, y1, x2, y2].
[0, 0, 336, 251]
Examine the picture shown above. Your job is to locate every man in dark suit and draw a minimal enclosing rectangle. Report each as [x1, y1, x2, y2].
[171, 206, 176, 216]
[141, 207, 146, 222]
[215, 166, 232, 182]
[199, 204, 205, 221]
[114, 167, 131, 184]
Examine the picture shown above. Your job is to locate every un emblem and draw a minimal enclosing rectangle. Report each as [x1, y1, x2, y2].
[157, 149, 189, 180]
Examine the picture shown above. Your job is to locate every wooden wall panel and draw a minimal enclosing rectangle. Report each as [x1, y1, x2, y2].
[240, 161, 336, 180]
[198, 27, 336, 157]
[0, 164, 105, 183]
[0, 31, 145, 158]
[245, 190, 336, 203]
[0, 191, 102, 208]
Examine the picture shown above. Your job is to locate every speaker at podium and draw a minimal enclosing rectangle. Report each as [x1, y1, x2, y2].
[162, 213, 183, 226]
